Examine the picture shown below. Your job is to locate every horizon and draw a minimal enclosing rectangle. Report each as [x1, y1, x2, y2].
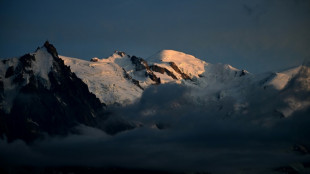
[0, 40, 308, 74]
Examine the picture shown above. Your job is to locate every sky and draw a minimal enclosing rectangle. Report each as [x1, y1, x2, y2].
[0, 0, 310, 73]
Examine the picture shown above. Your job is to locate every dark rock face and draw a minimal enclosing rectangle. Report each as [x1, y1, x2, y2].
[0, 42, 106, 143]
[44, 41, 58, 57]
[147, 72, 161, 84]
[90, 58, 99, 62]
[240, 70, 247, 77]
[20, 53, 35, 67]
[132, 79, 142, 89]
[130, 56, 150, 71]
[169, 62, 191, 80]
[150, 65, 177, 80]
[5, 66, 14, 78]
[130, 56, 161, 84]
[10, 54, 36, 86]
[2, 59, 8, 64]
[122, 68, 144, 90]
[114, 51, 126, 57]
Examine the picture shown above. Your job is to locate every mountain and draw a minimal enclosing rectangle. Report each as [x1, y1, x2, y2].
[60, 49, 310, 119]
[60, 52, 144, 105]
[274, 64, 310, 117]
[60, 49, 248, 105]
[1, 42, 310, 143]
[0, 42, 105, 142]
[1, 42, 310, 173]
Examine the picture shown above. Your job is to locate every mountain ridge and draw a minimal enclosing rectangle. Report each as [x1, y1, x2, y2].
[1, 42, 310, 142]
[59, 47, 310, 121]
[60, 49, 250, 105]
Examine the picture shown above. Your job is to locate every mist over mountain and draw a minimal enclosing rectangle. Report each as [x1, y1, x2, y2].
[0, 42, 310, 174]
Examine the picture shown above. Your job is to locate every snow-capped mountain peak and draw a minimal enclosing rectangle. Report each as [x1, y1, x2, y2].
[29, 47, 54, 87]
[4, 42, 307, 118]
[148, 50, 207, 78]
[1, 41, 310, 143]
[60, 49, 254, 105]
[0, 42, 56, 113]
[0, 42, 104, 142]
[61, 53, 143, 105]
[264, 65, 303, 90]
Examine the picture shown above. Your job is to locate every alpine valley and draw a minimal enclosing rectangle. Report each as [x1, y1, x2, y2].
[0, 42, 310, 173]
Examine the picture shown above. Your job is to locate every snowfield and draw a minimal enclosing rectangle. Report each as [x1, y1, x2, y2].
[148, 49, 207, 78]
[1, 46, 309, 118]
[60, 55, 143, 105]
[58, 49, 310, 118]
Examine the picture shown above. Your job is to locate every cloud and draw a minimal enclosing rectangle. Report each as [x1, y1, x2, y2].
[1, 83, 310, 173]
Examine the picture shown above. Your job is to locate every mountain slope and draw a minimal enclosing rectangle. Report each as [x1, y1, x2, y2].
[60, 49, 251, 106]
[59, 49, 310, 119]
[148, 49, 206, 79]
[275, 64, 310, 117]
[262, 65, 303, 90]
[0, 42, 105, 142]
[60, 54, 143, 105]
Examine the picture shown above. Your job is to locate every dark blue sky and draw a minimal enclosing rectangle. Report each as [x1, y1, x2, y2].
[1, 0, 310, 73]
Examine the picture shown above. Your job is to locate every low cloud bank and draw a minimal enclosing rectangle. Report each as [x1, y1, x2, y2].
[1, 84, 310, 173]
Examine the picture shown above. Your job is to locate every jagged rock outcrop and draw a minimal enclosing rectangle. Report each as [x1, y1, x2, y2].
[122, 68, 144, 90]
[90, 57, 99, 62]
[150, 65, 177, 80]
[114, 51, 126, 57]
[169, 62, 191, 80]
[0, 41, 106, 143]
[240, 69, 247, 77]
[130, 56, 161, 84]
